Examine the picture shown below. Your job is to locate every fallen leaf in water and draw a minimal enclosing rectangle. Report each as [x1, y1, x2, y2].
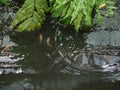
[1, 45, 12, 52]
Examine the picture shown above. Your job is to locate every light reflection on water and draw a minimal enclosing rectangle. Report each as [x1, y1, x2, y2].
[0, 24, 120, 89]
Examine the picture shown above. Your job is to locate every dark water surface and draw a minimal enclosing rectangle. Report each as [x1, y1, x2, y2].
[0, 74, 120, 90]
[0, 21, 120, 90]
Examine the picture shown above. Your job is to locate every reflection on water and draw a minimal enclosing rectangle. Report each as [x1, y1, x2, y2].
[0, 21, 120, 89]
[0, 74, 120, 90]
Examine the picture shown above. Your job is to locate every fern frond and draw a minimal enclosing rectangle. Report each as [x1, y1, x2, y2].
[11, 0, 48, 32]
[51, 0, 96, 31]
[11, 0, 114, 32]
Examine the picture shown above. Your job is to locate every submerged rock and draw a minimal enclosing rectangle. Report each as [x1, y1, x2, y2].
[86, 30, 120, 46]
[0, 6, 14, 32]
[1, 35, 16, 47]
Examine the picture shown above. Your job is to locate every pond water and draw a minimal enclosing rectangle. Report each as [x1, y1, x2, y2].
[0, 20, 120, 90]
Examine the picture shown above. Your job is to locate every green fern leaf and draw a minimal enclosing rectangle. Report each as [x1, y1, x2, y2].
[11, 0, 48, 32]
[73, 12, 83, 32]
[51, 0, 97, 31]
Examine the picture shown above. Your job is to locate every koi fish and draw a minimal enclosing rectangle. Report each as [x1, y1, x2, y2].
[39, 34, 52, 47]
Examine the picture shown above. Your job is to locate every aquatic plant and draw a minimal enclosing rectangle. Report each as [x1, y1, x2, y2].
[11, 0, 115, 32]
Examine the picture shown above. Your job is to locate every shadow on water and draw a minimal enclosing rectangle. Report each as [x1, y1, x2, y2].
[0, 19, 120, 89]
[0, 74, 120, 90]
